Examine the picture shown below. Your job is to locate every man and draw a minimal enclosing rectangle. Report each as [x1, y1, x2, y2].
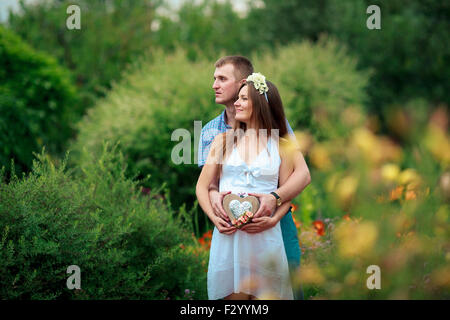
[198, 56, 311, 299]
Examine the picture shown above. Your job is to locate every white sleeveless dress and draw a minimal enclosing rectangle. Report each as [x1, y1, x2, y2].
[207, 137, 293, 300]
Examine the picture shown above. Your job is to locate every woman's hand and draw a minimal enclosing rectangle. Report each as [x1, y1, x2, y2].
[213, 215, 237, 235]
[240, 216, 276, 233]
[209, 189, 231, 222]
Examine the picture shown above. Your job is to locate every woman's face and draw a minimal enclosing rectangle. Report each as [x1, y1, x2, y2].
[234, 85, 253, 124]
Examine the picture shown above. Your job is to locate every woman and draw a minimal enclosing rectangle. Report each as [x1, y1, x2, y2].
[196, 73, 295, 300]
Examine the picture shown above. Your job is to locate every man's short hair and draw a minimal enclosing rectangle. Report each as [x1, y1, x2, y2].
[215, 56, 254, 81]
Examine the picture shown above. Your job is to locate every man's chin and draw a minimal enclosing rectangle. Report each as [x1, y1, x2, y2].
[215, 98, 227, 105]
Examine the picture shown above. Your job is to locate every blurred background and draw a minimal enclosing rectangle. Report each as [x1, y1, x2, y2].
[0, 0, 448, 299]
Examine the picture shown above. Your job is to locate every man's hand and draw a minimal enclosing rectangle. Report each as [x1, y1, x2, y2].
[209, 189, 231, 222]
[248, 193, 277, 218]
[240, 216, 276, 233]
[213, 216, 237, 235]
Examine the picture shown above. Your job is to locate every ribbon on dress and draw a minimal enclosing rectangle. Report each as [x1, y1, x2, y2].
[234, 166, 262, 187]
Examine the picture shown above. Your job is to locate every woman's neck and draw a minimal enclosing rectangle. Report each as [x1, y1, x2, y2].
[243, 119, 257, 132]
[224, 105, 236, 128]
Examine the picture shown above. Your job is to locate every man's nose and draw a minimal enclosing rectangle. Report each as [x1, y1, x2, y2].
[212, 80, 219, 89]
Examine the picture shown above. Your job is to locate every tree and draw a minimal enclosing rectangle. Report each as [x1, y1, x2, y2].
[7, 0, 161, 110]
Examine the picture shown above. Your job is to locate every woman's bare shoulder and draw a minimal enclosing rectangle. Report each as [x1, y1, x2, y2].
[211, 132, 227, 148]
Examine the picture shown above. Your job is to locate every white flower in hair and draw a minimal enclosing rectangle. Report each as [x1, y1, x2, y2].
[246, 72, 269, 95]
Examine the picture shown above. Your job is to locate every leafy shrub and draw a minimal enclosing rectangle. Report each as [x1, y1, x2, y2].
[0, 144, 208, 299]
[0, 26, 79, 178]
[69, 49, 218, 211]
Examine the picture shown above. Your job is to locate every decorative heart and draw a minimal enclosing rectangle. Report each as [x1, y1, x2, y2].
[223, 194, 260, 228]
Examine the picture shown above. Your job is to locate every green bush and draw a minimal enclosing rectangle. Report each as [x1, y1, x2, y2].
[0, 143, 207, 299]
[0, 26, 79, 178]
[256, 38, 370, 140]
[69, 49, 218, 211]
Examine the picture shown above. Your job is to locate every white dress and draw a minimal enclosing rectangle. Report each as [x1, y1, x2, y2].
[207, 137, 293, 300]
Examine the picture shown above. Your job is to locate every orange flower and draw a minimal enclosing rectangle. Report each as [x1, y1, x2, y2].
[313, 220, 325, 236]
[203, 230, 213, 238]
[390, 186, 404, 201]
[292, 214, 301, 229]
[343, 214, 351, 221]
[198, 229, 213, 249]
[291, 204, 298, 212]
[405, 190, 417, 201]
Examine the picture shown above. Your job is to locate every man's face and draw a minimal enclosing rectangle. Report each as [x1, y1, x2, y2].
[212, 64, 242, 106]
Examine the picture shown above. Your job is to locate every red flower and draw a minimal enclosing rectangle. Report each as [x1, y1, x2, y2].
[313, 220, 325, 236]
[198, 229, 213, 249]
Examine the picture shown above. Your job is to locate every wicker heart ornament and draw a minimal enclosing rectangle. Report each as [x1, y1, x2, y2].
[223, 194, 260, 228]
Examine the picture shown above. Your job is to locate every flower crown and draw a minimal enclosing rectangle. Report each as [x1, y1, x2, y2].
[246, 72, 269, 96]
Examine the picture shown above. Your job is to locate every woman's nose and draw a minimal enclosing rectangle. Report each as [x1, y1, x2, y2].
[234, 99, 240, 107]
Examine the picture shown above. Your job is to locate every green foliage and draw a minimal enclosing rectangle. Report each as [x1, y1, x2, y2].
[7, 0, 161, 108]
[69, 49, 218, 211]
[326, 0, 450, 116]
[153, 0, 252, 60]
[0, 25, 78, 178]
[246, 0, 333, 44]
[249, 0, 450, 117]
[0, 144, 207, 299]
[256, 38, 370, 139]
[293, 183, 322, 227]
